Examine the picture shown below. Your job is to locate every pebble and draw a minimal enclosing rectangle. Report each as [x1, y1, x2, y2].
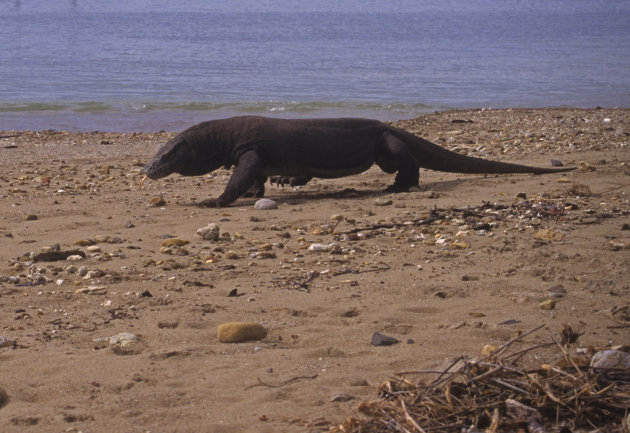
[254, 199, 278, 210]
[76, 286, 108, 295]
[161, 238, 189, 247]
[84, 269, 105, 279]
[197, 223, 220, 241]
[0, 336, 16, 348]
[87, 245, 101, 253]
[590, 350, 630, 371]
[481, 344, 498, 357]
[610, 238, 630, 250]
[23, 214, 38, 221]
[93, 332, 138, 347]
[217, 322, 267, 343]
[548, 284, 566, 298]
[157, 321, 179, 329]
[308, 243, 332, 253]
[94, 235, 110, 243]
[538, 299, 556, 310]
[374, 198, 392, 206]
[330, 393, 354, 402]
[534, 228, 566, 242]
[74, 239, 95, 246]
[370, 332, 399, 346]
[149, 196, 166, 206]
[32, 249, 86, 262]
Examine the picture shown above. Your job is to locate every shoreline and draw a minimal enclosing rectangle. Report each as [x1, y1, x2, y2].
[1, 108, 627, 167]
[2, 106, 628, 134]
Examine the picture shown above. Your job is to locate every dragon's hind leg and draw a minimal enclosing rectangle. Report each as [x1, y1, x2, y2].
[376, 132, 419, 192]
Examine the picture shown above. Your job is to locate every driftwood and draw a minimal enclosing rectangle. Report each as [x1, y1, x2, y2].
[332, 325, 630, 433]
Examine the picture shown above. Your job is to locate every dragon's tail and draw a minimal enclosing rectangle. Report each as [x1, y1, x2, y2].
[393, 127, 576, 174]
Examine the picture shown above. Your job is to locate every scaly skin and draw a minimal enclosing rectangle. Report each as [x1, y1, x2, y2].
[144, 116, 575, 207]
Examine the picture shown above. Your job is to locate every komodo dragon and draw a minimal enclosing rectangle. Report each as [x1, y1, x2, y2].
[144, 116, 575, 207]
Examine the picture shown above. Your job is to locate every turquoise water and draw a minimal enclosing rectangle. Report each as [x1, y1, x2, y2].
[1, 0, 629, 131]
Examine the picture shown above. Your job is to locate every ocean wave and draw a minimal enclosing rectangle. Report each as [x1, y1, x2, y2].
[0, 100, 445, 131]
[0, 100, 438, 115]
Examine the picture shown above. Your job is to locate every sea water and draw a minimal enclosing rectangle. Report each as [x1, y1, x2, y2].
[1, 0, 629, 131]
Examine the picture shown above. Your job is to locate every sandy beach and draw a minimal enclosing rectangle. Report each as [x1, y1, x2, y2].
[1, 108, 629, 432]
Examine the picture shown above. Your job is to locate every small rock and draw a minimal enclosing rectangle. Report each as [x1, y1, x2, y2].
[197, 223, 220, 241]
[94, 235, 110, 243]
[448, 321, 467, 329]
[74, 239, 95, 246]
[217, 322, 267, 343]
[374, 198, 392, 206]
[370, 332, 399, 346]
[75, 286, 108, 295]
[515, 192, 527, 199]
[157, 321, 179, 329]
[0, 336, 16, 348]
[161, 238, 189, 247]
[548, 284, 566, 297]
[23, 214, 38, 221]
[610, 238, 630, 250]
[551, 159, 564, 167]
[84, 269, 105, 279]
[86, 245, 101, 253]
[481, 344, 498, 357]
[538, 299, 556, 310]
[93, 332, 138, 347]
[254, 199, 278, 210]
[330, 393, 354, 402]
[308, 243, 331, 253]
[590, 350, 630, 371]
[149, 196, 166, 207]
[32, 249, 86, 262]
[534, 228, 566, 242]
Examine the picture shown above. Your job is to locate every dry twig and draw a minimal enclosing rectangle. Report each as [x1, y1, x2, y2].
[331, 326, 630, 433]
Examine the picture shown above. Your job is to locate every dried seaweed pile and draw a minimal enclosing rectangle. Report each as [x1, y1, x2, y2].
[332, 326, 630, 433]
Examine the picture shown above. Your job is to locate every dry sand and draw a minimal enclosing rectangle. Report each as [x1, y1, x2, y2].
[0, 108, 629, 432]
